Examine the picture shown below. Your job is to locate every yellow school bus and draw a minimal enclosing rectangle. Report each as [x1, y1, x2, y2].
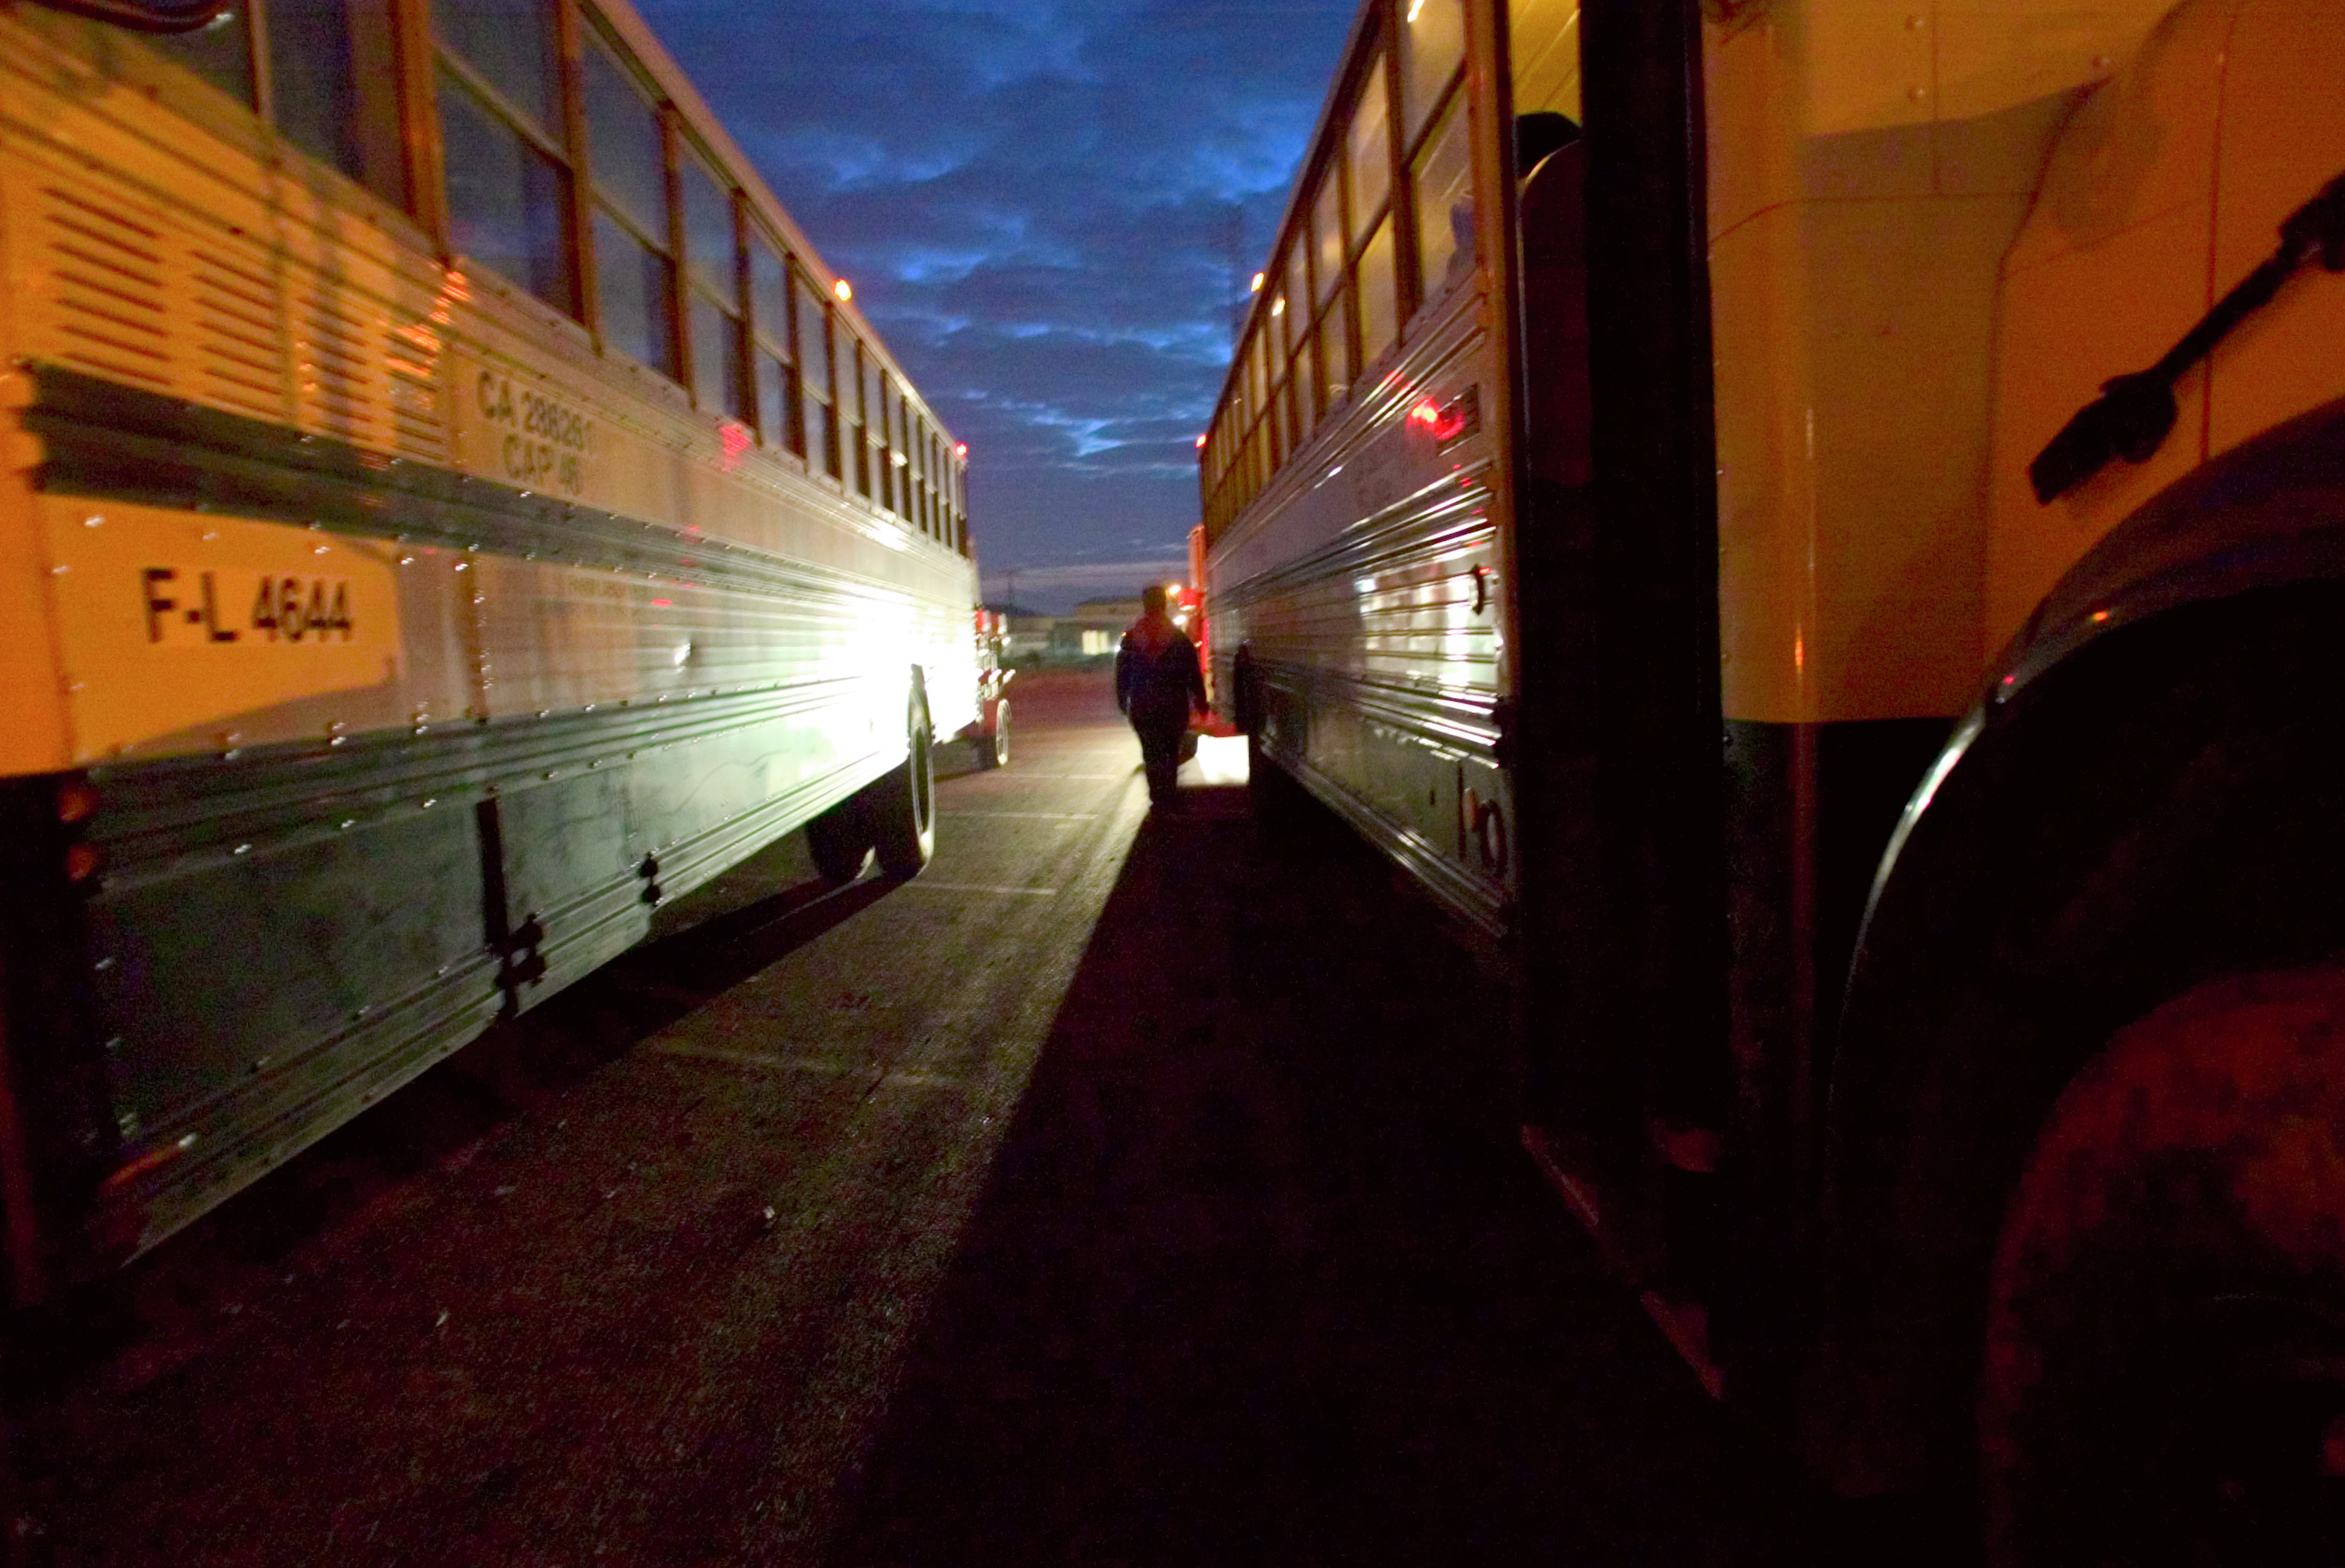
[1203, 0, 2345, 1554]
[0, 0, 987, 1302]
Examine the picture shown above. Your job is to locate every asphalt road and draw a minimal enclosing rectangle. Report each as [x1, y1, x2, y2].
[11, 668, 1824, 1566]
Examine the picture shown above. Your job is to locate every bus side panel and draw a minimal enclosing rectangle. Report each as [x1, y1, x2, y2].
[1212, 290, 1512, 929]
[0, 0, 983, 1283]
[82, 740, 505, 1258]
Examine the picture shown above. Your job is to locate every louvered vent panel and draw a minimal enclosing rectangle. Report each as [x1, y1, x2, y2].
[189, 244, 287, 421]
[41, 184, 172, 388]
[295, 292, 385, 449]
[385, 313, 449, 461]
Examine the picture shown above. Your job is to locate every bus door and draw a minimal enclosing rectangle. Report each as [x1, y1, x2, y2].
[1505, 0, 1731, 1332]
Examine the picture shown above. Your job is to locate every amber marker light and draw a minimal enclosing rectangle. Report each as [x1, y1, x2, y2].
[832, 279, 854, 303]
[1250, 272, 1266, 293]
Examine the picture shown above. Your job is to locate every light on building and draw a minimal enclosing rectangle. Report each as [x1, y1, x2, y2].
[1250, 271, 1266, 293]
[832, 279, 853, 302]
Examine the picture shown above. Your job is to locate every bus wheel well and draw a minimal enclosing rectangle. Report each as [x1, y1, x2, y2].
[1808, 580, 2345, 1496]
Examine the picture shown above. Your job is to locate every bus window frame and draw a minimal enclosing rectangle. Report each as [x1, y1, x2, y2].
[675, 135, 746, 419]
[1204, 0, 1489, 534]
[433, 0, 582, 319]
[746, 223, 804, 458]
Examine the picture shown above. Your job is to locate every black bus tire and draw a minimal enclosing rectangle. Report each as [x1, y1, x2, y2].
[1248, 730, 1301, 824]
[979, 698, 1010, 769]
[1979, 968, 2345, 1567]
[872, 695, 936, 879]
[806, 796, 873, 886]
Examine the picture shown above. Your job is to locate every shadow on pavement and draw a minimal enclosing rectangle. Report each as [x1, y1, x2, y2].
[825, 779, 1821, 1567]
[9, 850, 896, 1397]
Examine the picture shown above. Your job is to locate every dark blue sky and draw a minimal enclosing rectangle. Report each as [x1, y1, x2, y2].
[636, 0, 1354, 610]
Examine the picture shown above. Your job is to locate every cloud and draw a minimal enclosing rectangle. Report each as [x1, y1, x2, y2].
[638, 0, 1353, 577]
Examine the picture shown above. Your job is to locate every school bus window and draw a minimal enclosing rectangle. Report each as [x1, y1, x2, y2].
[864, 356, 886, 505]
[850, 342, 872, 498]
[1312, 177, 1344, 307]
[681, 156, 733, 299]
[439, 68, 576, 313]
[591, 207, 671, 371]
[907, 414, 922, 532]
[1357, 217, 1398, 367]
[1398, 0, 1466, 140]
[881, 375, 903, 514]
[689, 291, 743, 417]
[912, 417, 928, 532]
[892, 387, 911, 517]
[875, 371, 893, 511]
[1412, 95, 1474, 305]
[1311, 174, 1352, 405]
[582, 34, 664, 238]
[681, 156, 743, 417]
[924, 428, 943, 532]
[437, 0, 557, 130]
[268, 0, 405, 207]
[1294, 332, 1318, 444]
[1244, 333, 1263, 435]
[1262, 341, 1286, 469]
[898, 403, 915, 524]
[575, 36, 674, 371]
[749, 236, 803, 454]
[152, 5, 256, 108]
[1319, 304, 1351, 406]
[795, 274, 836, 475]
[1347, 56, 1391, 228]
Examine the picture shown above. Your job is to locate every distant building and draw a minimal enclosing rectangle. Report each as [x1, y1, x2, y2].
[1054, 597, 1145, 658]
[993, 589, 1188, 665]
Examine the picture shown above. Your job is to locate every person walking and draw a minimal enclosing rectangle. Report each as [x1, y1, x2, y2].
[1115, 585, 1207, 808]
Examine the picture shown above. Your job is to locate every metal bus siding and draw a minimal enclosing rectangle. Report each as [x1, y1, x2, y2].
[1210, 281, 1509, 930]
[0, 1, 976, 1290]
[1205, 0, 1515, 936]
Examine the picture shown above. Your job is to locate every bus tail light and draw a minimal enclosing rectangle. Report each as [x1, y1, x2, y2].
[56, 779, 97, 824]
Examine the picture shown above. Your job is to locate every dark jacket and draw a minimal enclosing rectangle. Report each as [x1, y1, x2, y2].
[1115, 618, 1205, 720]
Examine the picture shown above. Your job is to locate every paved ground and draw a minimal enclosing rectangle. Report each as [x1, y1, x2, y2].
[9, 669, 1826, 1566]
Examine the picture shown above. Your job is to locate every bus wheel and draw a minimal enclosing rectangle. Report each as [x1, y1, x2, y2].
[871, 694, 936, 878]
[1980, 968, 2345, 1568]
[806, 797, 873, 886]
[1247, 730, 1300, 824]
[978, 698, 1010, 769]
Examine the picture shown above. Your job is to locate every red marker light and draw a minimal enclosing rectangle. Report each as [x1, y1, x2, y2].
[1409, 399, 1440, 428]
[954, 442, 968, 458]
[56, 779, 98, 823]
[1194, 434, 1208, 449]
